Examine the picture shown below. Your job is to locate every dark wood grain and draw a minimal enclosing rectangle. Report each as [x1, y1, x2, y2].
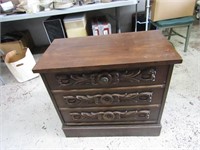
[62, 124, 161, 137]
[34, 30, 182, 137]
[33, 30, 182, 73]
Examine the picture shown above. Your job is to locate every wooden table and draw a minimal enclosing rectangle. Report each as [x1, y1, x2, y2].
[33, 30, 182, 137]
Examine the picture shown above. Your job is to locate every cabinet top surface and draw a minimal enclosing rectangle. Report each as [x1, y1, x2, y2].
[33, 30, 182, 73]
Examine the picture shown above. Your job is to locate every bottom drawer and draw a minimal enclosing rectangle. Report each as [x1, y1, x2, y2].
[60, 105, 160, 125]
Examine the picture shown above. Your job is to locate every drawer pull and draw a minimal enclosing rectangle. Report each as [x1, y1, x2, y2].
[63, 92, 153, 106]
[56, 68, 156, 87]
[100, 94, 113, 105]
[102, 112, 115, 121]
[100, 77, 109, 84]
[70, 110, 150, 121]
[141, 69, 156, 81]
[139, 92, 152, 102]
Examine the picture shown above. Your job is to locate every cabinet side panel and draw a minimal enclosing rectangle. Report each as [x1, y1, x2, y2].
[40, 74, 65, 124]
[157, 65, 174, 123]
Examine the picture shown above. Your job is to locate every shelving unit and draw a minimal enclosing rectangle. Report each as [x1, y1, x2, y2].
[0, 0, 150, 50]
[0, 0, 138, 23]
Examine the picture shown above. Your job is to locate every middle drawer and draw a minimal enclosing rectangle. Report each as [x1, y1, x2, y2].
[52, 85, 165, 108]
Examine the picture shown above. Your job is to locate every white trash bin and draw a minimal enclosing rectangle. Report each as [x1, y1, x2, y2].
[5, 48, 39, 82]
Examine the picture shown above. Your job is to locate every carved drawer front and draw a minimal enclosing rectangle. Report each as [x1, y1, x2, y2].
[53, 86, 164, 108]
[60, 106, 160, 125]
[45, 65, 169, 90]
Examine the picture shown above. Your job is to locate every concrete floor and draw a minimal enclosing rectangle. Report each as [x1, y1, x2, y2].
[0, 23, 200, 150]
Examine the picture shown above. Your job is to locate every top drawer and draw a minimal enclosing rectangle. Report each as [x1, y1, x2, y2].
[45, 65, 169, 90]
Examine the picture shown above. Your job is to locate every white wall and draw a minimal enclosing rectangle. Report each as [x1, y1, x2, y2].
[1, 0, 146, 46]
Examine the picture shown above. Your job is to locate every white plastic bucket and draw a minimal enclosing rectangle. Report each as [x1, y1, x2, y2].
[5, 48, 39, 82]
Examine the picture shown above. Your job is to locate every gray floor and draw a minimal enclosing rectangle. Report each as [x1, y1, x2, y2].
[0, 23, 200, 150]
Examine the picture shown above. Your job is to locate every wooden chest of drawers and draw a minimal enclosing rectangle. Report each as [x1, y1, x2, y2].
[33, 30, 182, 137]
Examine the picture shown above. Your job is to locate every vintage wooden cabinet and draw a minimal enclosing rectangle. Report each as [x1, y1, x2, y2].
[33, 30, 182, 137]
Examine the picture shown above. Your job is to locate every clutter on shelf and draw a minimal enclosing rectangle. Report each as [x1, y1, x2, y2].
[63, 13, 88, 38]
[0, 0, 114, 15]
[92, 16, 112, 36]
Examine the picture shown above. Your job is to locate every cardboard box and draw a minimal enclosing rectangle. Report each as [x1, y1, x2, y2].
[63, 13, 88, 38]
[0, 30, 35, 54]
[151, 0, 196, 21]
[0, 40, 24, 55]
[17, 30, 35, 50]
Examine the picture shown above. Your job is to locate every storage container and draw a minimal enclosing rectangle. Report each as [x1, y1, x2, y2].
[63, 13, 87, 38]
[92, 16, 112, 36]
[5, 48, 39, 82]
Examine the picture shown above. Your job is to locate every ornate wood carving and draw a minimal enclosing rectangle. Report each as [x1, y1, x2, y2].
[56, 68, 156, 87]
[63, 92, 153, 106]
[70, 110, 150, 121]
